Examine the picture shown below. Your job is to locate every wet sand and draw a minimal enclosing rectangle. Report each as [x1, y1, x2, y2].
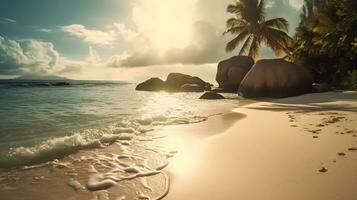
[0, 96, 242, 200]
[165, 91, 357, 200]
[1, 91, 356, 200]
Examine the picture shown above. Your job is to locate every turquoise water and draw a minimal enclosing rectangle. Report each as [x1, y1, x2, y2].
[0, 81, 232, 168]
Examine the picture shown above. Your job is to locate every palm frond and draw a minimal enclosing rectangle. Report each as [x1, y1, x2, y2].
[257, 0, 266, 21]
[262, 18, 289, 32]
[226, 18, 247, 29]
[227, 3, 243, 14]
[223, 25, 248, 35]
[239, 35, 253, 55]
[262, 28, 293, 56]
[224, 0, 292, 58]
[226, 30, 249, 52]
[248, 36, 261, 59]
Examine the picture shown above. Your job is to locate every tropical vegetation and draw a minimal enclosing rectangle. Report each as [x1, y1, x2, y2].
[291, 0, 357, 89]
[224, 0, 357, 90]
[223, 0, 292, 59]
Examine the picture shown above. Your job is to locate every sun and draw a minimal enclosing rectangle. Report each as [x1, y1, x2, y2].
[132, 0, 197, 52]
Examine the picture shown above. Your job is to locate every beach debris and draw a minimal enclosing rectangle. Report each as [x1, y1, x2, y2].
[337, 152, 346, 156]
[313, 136, 319, 139]
[348, 148, 357, 151]
[318, 167, 328, 173]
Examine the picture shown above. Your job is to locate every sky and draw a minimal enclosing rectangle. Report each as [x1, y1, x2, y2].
[0, 0, 303, 82]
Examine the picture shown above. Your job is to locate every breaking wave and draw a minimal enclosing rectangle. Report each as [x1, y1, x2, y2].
[0, 114, 207, 168]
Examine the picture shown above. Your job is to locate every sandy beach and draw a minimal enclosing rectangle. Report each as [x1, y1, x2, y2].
[164, 91, 357, 200]
[0, 91, 356, 200]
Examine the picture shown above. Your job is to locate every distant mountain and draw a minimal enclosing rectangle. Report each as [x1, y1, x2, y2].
[14, 75, 70, 81]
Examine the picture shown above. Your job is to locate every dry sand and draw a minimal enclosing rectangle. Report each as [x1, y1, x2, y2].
[0, 91, 356, 200]
[164, 91, 357, 200]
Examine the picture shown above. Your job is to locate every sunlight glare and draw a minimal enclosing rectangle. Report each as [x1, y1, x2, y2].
[132, 0, 197, 52]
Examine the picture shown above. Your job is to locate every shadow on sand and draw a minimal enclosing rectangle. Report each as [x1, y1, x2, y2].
[245, 91, 357, 113]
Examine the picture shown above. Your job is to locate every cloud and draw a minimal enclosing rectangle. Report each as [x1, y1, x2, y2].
[118, 21, 226, 67]
[0, 35, 82, 76]
[61, 24, 117, 46]
[0, 35, 59, 75]
[104, 0, 232, 67]
[288, 0, 304, 10]
[54, 0, 303, 69]
[37, 29, 53, 33]
[0, 18, 16, 24]
[113, 23, 138, 41]
[266, 1, 276, 8]
[84, 46, 129, 68]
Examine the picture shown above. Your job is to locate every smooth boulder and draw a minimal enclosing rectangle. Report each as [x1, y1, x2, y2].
[216, 56, 254, 92]
[180, 84, 204, 92]
[199, 92, 225, 100]
[238, 59, 314, 98]
[165, 73, 210, 91]
[136, 78, 165, 91]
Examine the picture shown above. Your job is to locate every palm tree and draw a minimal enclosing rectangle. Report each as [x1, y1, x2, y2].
[224, 0, 292, 59]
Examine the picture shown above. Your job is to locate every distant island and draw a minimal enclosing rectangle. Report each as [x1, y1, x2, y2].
[13, 75, 70, 81]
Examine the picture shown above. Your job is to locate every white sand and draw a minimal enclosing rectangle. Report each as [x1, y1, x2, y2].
[164, 91, 357, 200]
[1, 91, 356, 200]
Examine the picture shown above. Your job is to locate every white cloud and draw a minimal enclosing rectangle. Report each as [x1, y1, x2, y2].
[113, 23, 138, 41]
[60, 23, 141, 46]
[37, 29, 53, 33]
[0, 18, 16, 24]
[266, 1, 276, 8]
[84, 46, 129, 68]
[56, 0, 302, 69]
[106, 0, 233, 67]
[61, 24, 117, 46]
[0, 35, 82, 76]
[0, 36, 59, 75]
[288, 0, 304, 10]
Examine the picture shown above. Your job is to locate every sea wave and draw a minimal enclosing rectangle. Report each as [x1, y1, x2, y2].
[0, 114, 207, 169]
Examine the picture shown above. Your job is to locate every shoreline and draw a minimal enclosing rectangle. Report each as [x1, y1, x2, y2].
[0, 91, 356, 200]
[0, 95, 244, 200]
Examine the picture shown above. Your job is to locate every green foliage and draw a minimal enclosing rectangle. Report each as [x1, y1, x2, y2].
[291, 0, 357, 89]
[341, 70, 357, 90]
[224, 0, 292, 59]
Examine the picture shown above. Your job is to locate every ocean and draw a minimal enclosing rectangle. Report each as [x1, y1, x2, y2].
[0, 80, 234, 168]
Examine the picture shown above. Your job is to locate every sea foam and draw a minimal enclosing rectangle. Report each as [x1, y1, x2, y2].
[1, 114, 205, 168]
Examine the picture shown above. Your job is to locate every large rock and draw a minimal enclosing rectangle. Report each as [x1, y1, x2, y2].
[165, 73, 210, 91]
[136, 78, 165, 91]
[238, 59, 314, 98]
[199, 92, 225, 100]
[216, 56, 254, 92]
[180, 84, 204, 92]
